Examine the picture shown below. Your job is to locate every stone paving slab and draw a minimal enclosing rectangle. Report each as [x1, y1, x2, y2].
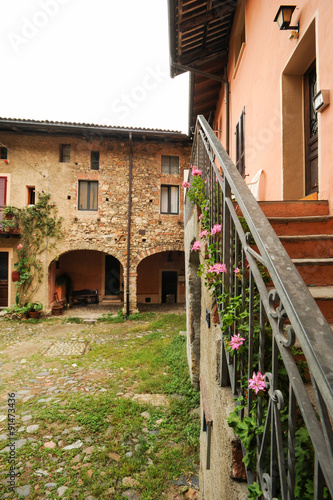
[43, 341, 89, 356]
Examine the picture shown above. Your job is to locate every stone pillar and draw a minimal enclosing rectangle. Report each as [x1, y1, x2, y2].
[123, 269, 138, 314]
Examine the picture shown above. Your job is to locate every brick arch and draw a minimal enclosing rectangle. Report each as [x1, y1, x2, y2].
[133, 244, 184, 267]
[48, 243, 127, 270]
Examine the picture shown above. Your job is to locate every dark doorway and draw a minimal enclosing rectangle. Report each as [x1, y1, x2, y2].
[161, 271, 177, 303]
[105, 255, 120, 295]
[304, 61, 318, 195]
[0, 252, 8, 307]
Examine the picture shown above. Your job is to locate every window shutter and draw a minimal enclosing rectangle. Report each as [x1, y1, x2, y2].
[0, 177, 7, 208]
[236, 108, 245, 178]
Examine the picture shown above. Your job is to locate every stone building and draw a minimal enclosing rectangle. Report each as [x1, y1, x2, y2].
[0, 118, 191, 312]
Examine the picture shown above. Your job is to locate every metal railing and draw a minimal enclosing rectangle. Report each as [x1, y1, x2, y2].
[188, 115, 333, 499]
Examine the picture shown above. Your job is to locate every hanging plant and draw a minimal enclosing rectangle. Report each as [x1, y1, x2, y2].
[2, 193, 64, 304]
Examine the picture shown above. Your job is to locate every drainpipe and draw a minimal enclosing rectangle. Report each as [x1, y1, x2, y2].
[126, 132, 133, 319]
[225, 78, 230, 155]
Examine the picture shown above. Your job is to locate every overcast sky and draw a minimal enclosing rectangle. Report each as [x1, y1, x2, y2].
[1, 0, 189, 133]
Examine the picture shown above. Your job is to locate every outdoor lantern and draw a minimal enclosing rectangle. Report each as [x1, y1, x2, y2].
[274, 5, 299, 33]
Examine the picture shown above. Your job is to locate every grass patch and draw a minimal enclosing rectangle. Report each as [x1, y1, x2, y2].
[0, 312, 200, 499]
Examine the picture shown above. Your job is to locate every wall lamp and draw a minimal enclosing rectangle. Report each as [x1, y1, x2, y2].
[274, 5, 299, 35]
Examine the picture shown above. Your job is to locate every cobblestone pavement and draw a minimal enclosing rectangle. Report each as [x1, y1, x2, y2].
[0, 305, 198, 500]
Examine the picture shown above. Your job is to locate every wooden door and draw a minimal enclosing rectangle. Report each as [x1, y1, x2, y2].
[0, 252, 8, 307]
[304, 62, 318, 195]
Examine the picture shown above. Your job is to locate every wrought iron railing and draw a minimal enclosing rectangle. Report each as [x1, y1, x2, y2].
[187, 115, 333, 499]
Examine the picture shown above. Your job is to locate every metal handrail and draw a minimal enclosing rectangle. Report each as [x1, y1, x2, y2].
[188, 115, 333, 498]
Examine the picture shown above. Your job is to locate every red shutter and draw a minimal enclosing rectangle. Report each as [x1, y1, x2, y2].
[0, 177, 7, 208]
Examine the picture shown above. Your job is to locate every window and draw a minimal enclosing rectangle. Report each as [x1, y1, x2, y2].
[161, 185, 179, 214]
[0, 177, 7, 208]
[0, 147, 7, 160]
[161, 155, 179, 174]
[59, 144, 70, 163]
[78, 180, 98, 211]
[27, 186, 35, 205]
[91, 151, 100, 170]
[235, 108, 245, 178]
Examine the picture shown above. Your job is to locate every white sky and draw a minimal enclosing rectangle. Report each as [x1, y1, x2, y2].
[0, 0, 189, 133]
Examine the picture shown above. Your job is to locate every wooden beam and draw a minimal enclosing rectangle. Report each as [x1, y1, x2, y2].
[179, 9, 218, 32]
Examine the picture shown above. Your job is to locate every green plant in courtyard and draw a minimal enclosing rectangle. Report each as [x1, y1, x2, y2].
[2, 192, 64, 304]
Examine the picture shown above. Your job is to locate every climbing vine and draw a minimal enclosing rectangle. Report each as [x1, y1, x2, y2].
[2, 193, 64, 304]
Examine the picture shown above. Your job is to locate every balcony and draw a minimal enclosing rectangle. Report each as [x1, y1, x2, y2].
[0, 209, 20, 237]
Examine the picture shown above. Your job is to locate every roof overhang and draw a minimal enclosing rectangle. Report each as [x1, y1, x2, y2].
[0, 118, 191, 143]
[168, 0, 236, 133]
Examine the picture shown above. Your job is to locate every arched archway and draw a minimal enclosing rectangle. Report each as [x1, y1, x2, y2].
[137, 250, 185, 304]
[48, 249, 124, 306]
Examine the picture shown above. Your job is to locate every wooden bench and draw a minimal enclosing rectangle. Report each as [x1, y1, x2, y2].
[72, 289, 99, 305]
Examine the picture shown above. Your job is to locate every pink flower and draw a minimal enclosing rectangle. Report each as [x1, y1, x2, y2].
[17, 244, 23, 250]
[192, 167, 202, 176]
[182, 181, 190, 188]
[191, 240, 201, 252]
[248, 372, 266, 394]
[211, 224, 221, 235]
[199, 230, 209, 238]
[208, 263, 227, 275]
[198, 213, 204, 221]
[229, 333, 245, 350]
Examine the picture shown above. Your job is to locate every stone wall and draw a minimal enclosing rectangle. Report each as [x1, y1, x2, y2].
[184, 204, 248, 500]
[0, 127, 191, 311]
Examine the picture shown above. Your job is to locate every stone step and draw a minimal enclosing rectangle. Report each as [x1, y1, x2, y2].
[268, 216, 333, 236]
[259, 200, 329, 218]
[308, 286, 333, 323]
[293, 258, 333, 286]
[279, 234, 333, 259]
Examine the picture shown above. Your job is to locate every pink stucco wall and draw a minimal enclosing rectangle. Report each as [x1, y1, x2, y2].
[215, 0, 333, 210]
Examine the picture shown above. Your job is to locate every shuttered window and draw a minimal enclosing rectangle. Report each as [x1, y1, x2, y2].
[91, 151, 100, 170]
[161, 155, 179, 174]
[78, 180, 98, 211]
[235, 108, 245, 178]
[0, 177, 7, 208]
[161, 185, 179, 214]
[59, 144, 71, 163]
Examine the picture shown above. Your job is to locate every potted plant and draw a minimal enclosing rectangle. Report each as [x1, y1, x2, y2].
[26, 301, 43, 318]
[55, 273, 72, 305]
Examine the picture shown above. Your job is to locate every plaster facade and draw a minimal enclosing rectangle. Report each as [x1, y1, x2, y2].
[0, 122, 191, 312]
[214, 0, 333, 210]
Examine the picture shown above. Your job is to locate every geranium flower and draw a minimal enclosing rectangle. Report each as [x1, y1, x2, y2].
[198, 213, 204, 221]
[192, 167, 202, 176]
[199, 230, 209, 238]
[211, 224, 222, 235]
[191, 240, 201, 252]
[229, 333, 245, 350]
[248, 372, 266, 394]
[208, 263, 227, 275]
[17, 244, 23, 250]
[182, 181, 190, 188]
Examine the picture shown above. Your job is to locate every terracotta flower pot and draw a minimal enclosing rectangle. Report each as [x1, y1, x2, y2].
[28, 311, 40, 319]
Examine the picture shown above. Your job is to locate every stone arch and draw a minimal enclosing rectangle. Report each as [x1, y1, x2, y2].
[132, 243, 184, 267]
[48, 248, 124, 307]
[136, 249, 185, 305]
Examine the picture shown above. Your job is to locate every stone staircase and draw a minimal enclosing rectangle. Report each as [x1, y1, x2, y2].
[259, 200, 333, 323]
